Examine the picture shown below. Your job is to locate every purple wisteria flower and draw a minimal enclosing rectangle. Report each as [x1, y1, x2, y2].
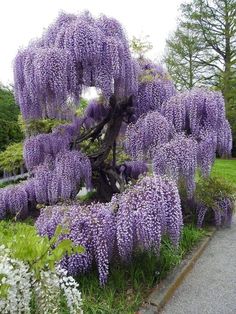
[124, 111, 175, 159]
[36, 175, 183, 285]
[133, 60, 176, 117]
[13, 12, 138, 120]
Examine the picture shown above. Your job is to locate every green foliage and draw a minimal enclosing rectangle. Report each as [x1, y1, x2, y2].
[0, 86, 19, 121]
[195, 175, 236, 209]
[0, 142, 24, 174]
[78, 191, 97, 202]
[227, 108, 236, 156]
[76, 97, 88, 116]
[0, 220, 84, 278]
[0, 86, 23, 151]
[19, 116, 69, 136]
[80, 139, 100, 156]
[164, 23, 206, 90]
[130, 35, 153, 59]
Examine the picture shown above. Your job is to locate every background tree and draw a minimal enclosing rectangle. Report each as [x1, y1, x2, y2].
[164, 23, 207, 90]
[186, 0, 236, 107]
[0, 85, 23, 151]
[165, 0, 236, 154]
[130, 35, 153, 59]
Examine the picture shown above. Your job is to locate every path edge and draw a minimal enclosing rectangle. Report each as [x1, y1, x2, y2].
[137, 228, 216, 314]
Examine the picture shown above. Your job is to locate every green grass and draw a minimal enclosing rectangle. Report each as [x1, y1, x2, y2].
[211, 159, 236, 187]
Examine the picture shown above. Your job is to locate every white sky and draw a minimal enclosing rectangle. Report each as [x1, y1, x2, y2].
[0, 0, 185, 86]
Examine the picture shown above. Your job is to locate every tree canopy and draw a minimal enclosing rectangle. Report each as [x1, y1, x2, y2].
[0, 11, 232, 284]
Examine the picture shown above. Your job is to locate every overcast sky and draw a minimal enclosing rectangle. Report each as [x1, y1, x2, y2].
[0, 0, 186, 86]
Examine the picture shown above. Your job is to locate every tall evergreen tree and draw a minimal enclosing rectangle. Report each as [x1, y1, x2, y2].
[164, 22, 209, 90]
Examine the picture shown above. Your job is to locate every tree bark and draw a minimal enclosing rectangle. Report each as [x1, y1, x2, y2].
[78, 95, 133, 202]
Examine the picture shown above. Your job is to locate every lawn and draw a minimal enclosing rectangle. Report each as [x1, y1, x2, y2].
[211, 159, 236, 187]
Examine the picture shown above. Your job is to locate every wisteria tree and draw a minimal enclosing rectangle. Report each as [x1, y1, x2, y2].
[0, 11, 232, 284]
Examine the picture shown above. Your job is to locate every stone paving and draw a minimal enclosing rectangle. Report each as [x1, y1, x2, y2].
[162, 217, 236, 314]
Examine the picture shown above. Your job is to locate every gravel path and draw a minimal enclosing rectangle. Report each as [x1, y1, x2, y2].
[162, 217, 236, 314]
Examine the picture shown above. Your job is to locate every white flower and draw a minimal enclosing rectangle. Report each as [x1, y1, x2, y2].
[0, 246, 83, 314]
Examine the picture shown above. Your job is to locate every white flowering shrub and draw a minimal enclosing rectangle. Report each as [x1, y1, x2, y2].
[0, 245, 83, 314]
[0, 246, 31, 313]
[0, 221, 83, 313]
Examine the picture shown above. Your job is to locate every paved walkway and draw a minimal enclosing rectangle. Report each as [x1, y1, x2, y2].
[162, 217, 236, 314]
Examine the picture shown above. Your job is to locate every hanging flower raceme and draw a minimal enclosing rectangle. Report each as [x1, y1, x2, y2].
[0, 148, 92, 218]
[217, 120, 232, 157]
[13, 11, 138, 121]
[153, 134, 198, 197]
[197, 130, 217, 177]
[133, 59, 176, 118]
[161, 88, 232, 156]
[36, 203, 116, 286]
[32, 150, 92, 205]
[83, 99, 110, 128]
[118, 160, 148, 180]
[24, 117, 83, 171]
[196, 198, 234, 228]
[36, 175, 183, 285]
[124, 111, 174, 159]
[0, 185, 29, 220]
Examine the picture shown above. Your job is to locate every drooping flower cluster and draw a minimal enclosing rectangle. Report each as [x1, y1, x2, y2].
[161, 88, 232, 157]
[196, 197, 234, 228]
[36, 203, 115, 286]
[14, 11, 138, 120]
[197, 130, 217, 177]
[0, 245, 83, 314]
[83, 98, 110, 128]
[124, 111, 174, 159]
[115, 176, 183, 261]
[24, 117, 83, 171]
[0, 149, 92, 218]
[133, 60, 176, 117]
[118, 160, 148, 180]
[153, 134, 198, 196]
[36, 175, 183, 285]
[33, 150, 92, 204]
[0, 182, 31, 219]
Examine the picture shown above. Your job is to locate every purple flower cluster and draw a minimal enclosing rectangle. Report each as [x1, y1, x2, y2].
[36, 175, 183, 285]
[133, 60, 176, 117]
[161, 88, 232, 157]
[83, 99, 110, 128]
[124, 111, 174, 159]
[118, 161, 148, 180]
[24, 117, 83, 171]
[0, 180, 37, 219]
[197, 197, 234, 228]
[197, 130, 217, 177]
[33, 150, 92, 204]
[0, 148, 92, 218]
[14, 12, 138, 120]
[153, 134, 198, 197]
